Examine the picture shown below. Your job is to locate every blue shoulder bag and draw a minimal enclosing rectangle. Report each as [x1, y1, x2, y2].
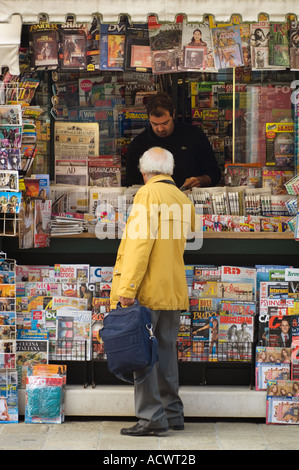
[100, 300, 158, 384]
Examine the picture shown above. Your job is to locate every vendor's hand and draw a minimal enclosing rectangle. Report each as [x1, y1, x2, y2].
[183, 176, 201, 189]
[119, 296, 135, 307]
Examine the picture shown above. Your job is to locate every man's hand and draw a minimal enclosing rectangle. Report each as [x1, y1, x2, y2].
[183, 175, 213, 189]
[119, 296, 135, 307]
[183, 176, 202, 189]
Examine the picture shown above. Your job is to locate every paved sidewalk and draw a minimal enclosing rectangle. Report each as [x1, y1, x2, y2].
[1, 418, 299, 450]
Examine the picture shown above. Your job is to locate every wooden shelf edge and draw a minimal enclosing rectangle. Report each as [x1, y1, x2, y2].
[49, 232, 295, 240]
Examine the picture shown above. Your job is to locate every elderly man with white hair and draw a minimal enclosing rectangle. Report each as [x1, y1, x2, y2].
[110, 146, 197, 436]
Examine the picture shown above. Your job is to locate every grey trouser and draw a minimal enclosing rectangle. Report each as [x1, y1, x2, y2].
[134, 309, 184, 429]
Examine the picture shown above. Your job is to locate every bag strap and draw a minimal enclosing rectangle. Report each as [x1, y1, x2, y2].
[114, 334, 158, 385]
[154, 179, 177, 186]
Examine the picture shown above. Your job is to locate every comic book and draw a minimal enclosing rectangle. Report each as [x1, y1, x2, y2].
[100, 22, 126, 71]
[0, 370, 18, 423]
[180, 21, 216, 72]
[255, 346, 291, 390]
[210, 24, 243, 69]
[266, 380, 299, 424]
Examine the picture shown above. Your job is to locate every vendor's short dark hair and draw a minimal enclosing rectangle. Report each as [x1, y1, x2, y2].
[146, 92, 175, 117]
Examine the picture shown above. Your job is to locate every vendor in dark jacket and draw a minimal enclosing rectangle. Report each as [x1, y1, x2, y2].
[125, 92, 221, 189]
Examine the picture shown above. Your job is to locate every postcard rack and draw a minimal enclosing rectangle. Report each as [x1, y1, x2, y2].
[0, 81, 24, 105]
[0, 212, 19, 236]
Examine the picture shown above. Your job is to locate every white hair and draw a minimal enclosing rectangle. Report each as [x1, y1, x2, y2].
[138, 147, 174, 176]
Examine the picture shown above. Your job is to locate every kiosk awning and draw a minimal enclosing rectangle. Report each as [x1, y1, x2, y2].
[0, 0, 298, 24]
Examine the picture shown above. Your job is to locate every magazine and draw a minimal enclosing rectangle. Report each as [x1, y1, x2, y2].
[191, 311, 219, 361]
[180, 20, 216, 72]
[255, 346, 291, 390]
[290, 19, 299, 70]
[0, 370, 18, 423]
[218, 312, 254, 361]
[266, 380, 299, 424]
[19, 200, 35, 250]
[268, 22, 289, 67]
[211, 24, 243, 69]
[25, 364, 66, 423]
[88, 160, 121, 187]
[34, 199, 51, 248]
[258, 297, 294, 345]
[148, 16, 182, 73]
[54, 264, 89, 283]
[220, 265, 257, 300]
[265, 122, 294, 168]
[217, 282, 254, 301]
[54, 308, 92, 361]
[259, 281, 289, 299]
[16, 337, 48, 388]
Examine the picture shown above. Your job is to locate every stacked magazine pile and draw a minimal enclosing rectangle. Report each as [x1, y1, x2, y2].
[25, 364, 67, 424]
[51, 214, 88, 236]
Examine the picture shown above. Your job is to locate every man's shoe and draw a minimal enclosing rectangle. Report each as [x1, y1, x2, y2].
[120, 423, 169, 436]
[169, 424, 184, 431]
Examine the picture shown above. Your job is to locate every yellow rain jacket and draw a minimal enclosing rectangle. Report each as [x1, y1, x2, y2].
[110, 174, 197, 311]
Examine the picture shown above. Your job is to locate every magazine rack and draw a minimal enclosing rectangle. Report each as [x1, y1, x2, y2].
[49, 339, 89, 388]
[91, 340, 106, 388]
[178, 341, 255, 389]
